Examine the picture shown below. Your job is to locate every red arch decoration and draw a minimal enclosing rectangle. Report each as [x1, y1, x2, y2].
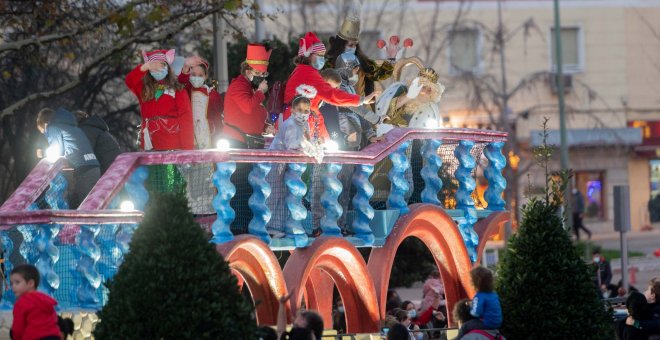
[474, 211, 509, 265]
[367, 203, 476, 325]
[216, 235, 287, 325]
[283, 236, 380, 333]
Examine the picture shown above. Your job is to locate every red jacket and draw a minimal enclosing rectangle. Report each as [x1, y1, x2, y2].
[282, 64, 361, 140]
[177, 73, 224, 139]
[11, 291, 60, 340]
[125, 65, 194, 150]
[222, 75, 268, 143]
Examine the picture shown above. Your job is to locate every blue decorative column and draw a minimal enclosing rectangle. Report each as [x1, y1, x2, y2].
[124, 166, 150, 211]
[0, 231, 15, 305]
[484, 142, 507, 211]
[421, 139, 443, 205]
[34, 223, 60, 295]
[248, 162, 272, 245]
[76, 224, 101, 307]
[46, 173, 69, 210]
[320, 163, 343, 237]
[351, 164, 375, 245]
[387, 141, 411, 214]
[454, 140, 479, 262]
[211, 162, 236, 244]
[284, 163, 309, 247]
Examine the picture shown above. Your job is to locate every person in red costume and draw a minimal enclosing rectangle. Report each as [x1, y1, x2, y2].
[223, 43, 272, 149]
[125, 48, 193, 151]
[10, 264, 60, 340]
[223, 43, 272, 230]
[281, 31, 377, 143]
[178, 55, 223, 149]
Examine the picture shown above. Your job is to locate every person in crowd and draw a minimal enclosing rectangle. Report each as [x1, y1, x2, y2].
[10, 264, 61, 340]
[277, 291, 324, 340]
[223, 43, 272, 230]
[386, 289, 403, 313]
[58, 316, 74, 340]
[125, 48, 193, 193]
[258, 325, 278, 340]
[326, 10, 410, 97]
[401, 299, 445, 330]
[387, 323, 413, 340]
[390, 307, 423, 340]
[37, 108, 101, 208]
[280, 31, 377, 140]
[73, 110, 121, 175]
[469, 266, 502, 332]
[618, 291, 652, 340]
[421, 269, 447, 334]
[592, 247, 613, 298]
[178, 55, 223, 149]
[571, 188, 592, 240]
[626, 277, 660, 337]
[332, 298, 346, 334]
[452, 298, 503, 340]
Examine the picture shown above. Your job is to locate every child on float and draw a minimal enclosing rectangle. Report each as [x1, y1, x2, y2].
[267, 85, 320, 239]
[125, 48, 193, 193]
[467, 266, 503, 334]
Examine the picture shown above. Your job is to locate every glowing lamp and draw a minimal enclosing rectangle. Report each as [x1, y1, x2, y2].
[45, 145, 62, 163]
[323, 140, 339, 152]
[119, 200, 135, 211]
[216, 139, 230, 151]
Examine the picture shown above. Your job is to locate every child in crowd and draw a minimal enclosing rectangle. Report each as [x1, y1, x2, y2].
[469, 266, 502, 331]
[452, 298, 503, 340]
[10, 264, 60, 340]
[37, 108, 101, 208]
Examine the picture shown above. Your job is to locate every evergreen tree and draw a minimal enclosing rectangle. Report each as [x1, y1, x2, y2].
[496, 119, 612, 339]
[94, 191, 257, 339]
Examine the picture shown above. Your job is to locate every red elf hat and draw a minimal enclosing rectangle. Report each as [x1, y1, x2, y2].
[142, 49, 176, 64]
[298, 32, 326, 57]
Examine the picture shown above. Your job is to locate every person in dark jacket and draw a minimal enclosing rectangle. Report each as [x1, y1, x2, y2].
[74, 111, 121, 174]
[37, 107, 101, 208]
[592, 248, 613, 298]
[571, 188, 592, 240]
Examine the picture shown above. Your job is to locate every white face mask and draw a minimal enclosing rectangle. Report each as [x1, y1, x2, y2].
[348, 73, 359, 86]
[337, 306, 344, 313]
[293, 112, 310, 126]
[189, 76, 205, 88]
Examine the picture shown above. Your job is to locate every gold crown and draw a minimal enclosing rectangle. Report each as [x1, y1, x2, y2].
[418, 68, 439, 83]
[337, 17, 360, 42]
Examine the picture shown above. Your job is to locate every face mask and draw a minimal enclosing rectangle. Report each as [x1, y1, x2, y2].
[345, 47, 356, 55]
[251, 75, 265, 89]
[293, 112, 309, 125]
[407, 310, 417, 319]
[593, 256, 600, 263]
[337, 306, 344, 313]
[190, 76, 205, 88]
[312, 56, 325, 70]
[150, 68, 168, 81]
[348, 73, 359, 86]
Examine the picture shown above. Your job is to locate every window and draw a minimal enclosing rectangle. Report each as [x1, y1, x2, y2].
[448, 28, 481, 75]
[550, 26, 584, 73]
[575, 171, 605, 220]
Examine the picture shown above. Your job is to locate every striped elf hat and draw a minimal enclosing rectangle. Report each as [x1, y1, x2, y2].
[298, 32, 326, 57]
[142, 49, 176, 64]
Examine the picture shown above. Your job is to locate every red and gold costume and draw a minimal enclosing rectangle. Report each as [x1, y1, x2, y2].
[125, 49, 194, 150]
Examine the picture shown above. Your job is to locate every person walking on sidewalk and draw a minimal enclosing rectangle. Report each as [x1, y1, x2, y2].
[571, 188, 592, 240]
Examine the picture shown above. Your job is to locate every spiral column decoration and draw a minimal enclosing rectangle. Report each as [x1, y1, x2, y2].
[211, 162, 237, 244]
[76, 224, 101, 307]
[421, 139, 443, 205]
[484, 142, 507, 211]
[387, 141, 411, 215]
[350, 164, 375, 245]
[454, 140, 479, 262]
[320, 163, 343, 237]
[284, 162, 309, 247]
[248, 162, 272, 245]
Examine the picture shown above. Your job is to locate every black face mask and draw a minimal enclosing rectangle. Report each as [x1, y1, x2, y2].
[250, 75, 265, 89]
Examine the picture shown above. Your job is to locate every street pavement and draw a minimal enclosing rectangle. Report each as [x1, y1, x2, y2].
[395, 229, 660, 305]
